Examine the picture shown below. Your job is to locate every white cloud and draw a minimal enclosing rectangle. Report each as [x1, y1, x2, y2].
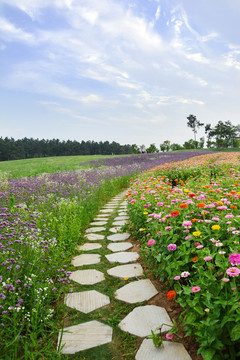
[0, 17, 35, 43]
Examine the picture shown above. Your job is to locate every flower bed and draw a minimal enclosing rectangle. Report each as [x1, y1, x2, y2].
[127, 152, 240, 360]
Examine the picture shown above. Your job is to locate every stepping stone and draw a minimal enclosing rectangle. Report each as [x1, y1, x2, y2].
[115, 279, 158, 303]
[58, 320, 112, 354]
[70, 269, 105, 285]
[112, 220, 128, 226]
[65, 290, 110, 313]
[114, 216, 129, 220]
[118, 212, 128, 216]
[107, 233, 130, 242]
[93, 217, 109, 221]
[77, 243, 102, 251]
[86, 227, 106, 233]
[105, 251, 139, 264]
[95, 214, 109, 218]
[85, 234, 104, 241]
[119, 305, 173, 337]
[100, 209, 114, 213]
[90, 221, 107, 226]
[135, 339, 192, 360]
[107, 263, 143, 279]
[109, 227, 121, 233]
[107, 242, 133, 252]
[71, 254, 101, 266]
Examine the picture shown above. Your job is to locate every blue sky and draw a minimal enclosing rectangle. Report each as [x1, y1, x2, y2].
[1, 0, 240, 147]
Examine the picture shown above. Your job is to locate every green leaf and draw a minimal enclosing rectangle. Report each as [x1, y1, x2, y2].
[201, 348, 216, 360]
[230, 324, 240, 341]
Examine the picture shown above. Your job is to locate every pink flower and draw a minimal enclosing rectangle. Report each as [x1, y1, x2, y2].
[221, 277, 229, 282]
[181, 271, 190, 278]
[167, 244, 177, 251]
[204, 256, 212, 261]
[147, 239, 155, 246]
[166, 333, 174, 339]
[192, 286, 201, 292]
[182, 221, 192, 229]
[226, 267, 240, 277]
[185, 235, 191, 240]
[229, 253, 240, 266]
[174, 276, 180, 280]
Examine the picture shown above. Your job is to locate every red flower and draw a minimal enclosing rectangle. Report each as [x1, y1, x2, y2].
[192, 257, 198, 262]
[167, 291, 176, 300]
[171, 210, 180, 217]
[197, 203, 205, 208]
[180, 203, 188, 209]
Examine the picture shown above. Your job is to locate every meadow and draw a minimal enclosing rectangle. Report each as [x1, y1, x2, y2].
[127, 152, 240, 360]
[0, 151, 208, 359]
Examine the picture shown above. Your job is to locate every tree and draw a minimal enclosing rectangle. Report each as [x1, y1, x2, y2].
[170, 143, 183, 151]
[183, 139, 196, 149]
[160, 140, 171, 152]
[131, 144, 139, 154]
[187, 114, 204, 148]
[205, 121, 240, 148]
[146, 143, 159, 153]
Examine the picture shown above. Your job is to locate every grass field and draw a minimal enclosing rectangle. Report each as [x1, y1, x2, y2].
[0, 154, 129, 178]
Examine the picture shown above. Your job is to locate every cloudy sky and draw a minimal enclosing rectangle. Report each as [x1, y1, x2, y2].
[1, 0, 240, 147]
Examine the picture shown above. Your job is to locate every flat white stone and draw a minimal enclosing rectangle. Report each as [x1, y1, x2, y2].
[93, 217, 109, 221]
[105, 251, 139, 264]
[65, 290, 110, 313]
[135, 339, 192, 360]
[107, 263, 143, 279]
[86, 227, 106, 233]
[119, 305, 173, 337]
[103, 204, 118, 208]
[107, 242, 133, 252]
[85, 233, 104, 241]
[107, 233, 130, 242]
[71, 254, 101, 266]
[90, 221, 108, 226]
[112, 220, 128, 226]
[58, 320, 112, 354]
[95, 214, 109, 218]
[100, 209, 115, 213]
[77, 243, 102, 251]
[115, 279, 158, 303]
[118, 211, 128, 216]
[70, 269, 105, 285]
[114, 216, 129, 220]
[109, 227, 121, 233]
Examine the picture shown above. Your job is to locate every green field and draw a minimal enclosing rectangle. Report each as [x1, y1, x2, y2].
[0, 154, 129, 178]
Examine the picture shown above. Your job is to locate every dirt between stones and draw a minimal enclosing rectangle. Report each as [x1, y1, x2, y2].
[129, 237, 203, 360]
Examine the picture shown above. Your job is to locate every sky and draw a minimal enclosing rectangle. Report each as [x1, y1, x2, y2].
[1, 0, 240, 148]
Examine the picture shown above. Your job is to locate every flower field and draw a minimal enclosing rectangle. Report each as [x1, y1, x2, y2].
[0, 151, 208, 359]
[127, 152, 240, 360]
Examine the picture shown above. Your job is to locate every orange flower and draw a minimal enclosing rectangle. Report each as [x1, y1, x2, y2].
[180, 203, 188, 209]
[171, 210, 180, 217]
[197, 203, 205, 208]
[167, 290, 176, 300]
[191, 218, 199, 222]
[230, 205, 237, 209]
[192, 256, 198, 262]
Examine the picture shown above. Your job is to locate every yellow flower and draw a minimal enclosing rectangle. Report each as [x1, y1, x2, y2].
[124, 277, 129, 281]
[216, 201, 223, 206]
[143, 212, 148, 215]
[212, 225, 220, 230]
[139, 228, 146, 231]
[192, 231, 201, 237]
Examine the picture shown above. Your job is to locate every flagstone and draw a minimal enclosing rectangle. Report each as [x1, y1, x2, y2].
[65, 290, 110, 313]
[93, 217, 109, 221]
[95, 214, 110, 218]
[114, 216, 129, 220]
[107, 233, 130, 242]
[135, 339, 192, 360]
[107, 263, 143, 279]
[119, 305, 173, 337]
[71, 254, 101, 266]
[105, 251, 139, 264]
[107, 242, 133, 252]
[100, 209, 115, 213]
[58, 320, 113, 354]
[114, 279, 158, 303]
[85, 233, 105, 241]
[90, 221, 108, 226]
[118, 211, 128, 216]
[112, 220, 128, 226]
[86, 227, 106, 233]
[77, 243, 102, 251]
[70, 269, 105, 285]
[109, 227, 121, 233]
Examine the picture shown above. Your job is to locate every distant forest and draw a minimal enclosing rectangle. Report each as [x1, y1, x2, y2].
[0, 137, 133, 161]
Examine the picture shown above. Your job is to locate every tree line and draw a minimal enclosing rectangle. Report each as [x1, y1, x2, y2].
[0, 137, 133, 161]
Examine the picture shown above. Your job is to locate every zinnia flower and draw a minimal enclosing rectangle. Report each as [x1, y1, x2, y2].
[192, 257, 198, 262]
[166, 333, 174, 339]
[180, 203, 188, 209]
[197, 203, 205, 208]
[192, 231, 201, 237]
[167, 244, 177, 251]
[167, 290, 176, 300]
[226, 267, 240, 277]
[181, 271, 190, 278]
[212, 225, 220, 230]
[204, 256, 212, 261]
[229, 253, 240, 266]
[171, 210, 180, 217]
[192, 286, 201, 292]
[147, 239, 155, 246]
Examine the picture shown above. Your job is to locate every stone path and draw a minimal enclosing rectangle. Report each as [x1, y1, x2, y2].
[57, 191, 192, 359]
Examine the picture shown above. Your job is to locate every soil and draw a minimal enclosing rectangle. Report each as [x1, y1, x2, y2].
[130, 236, 203, 360]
